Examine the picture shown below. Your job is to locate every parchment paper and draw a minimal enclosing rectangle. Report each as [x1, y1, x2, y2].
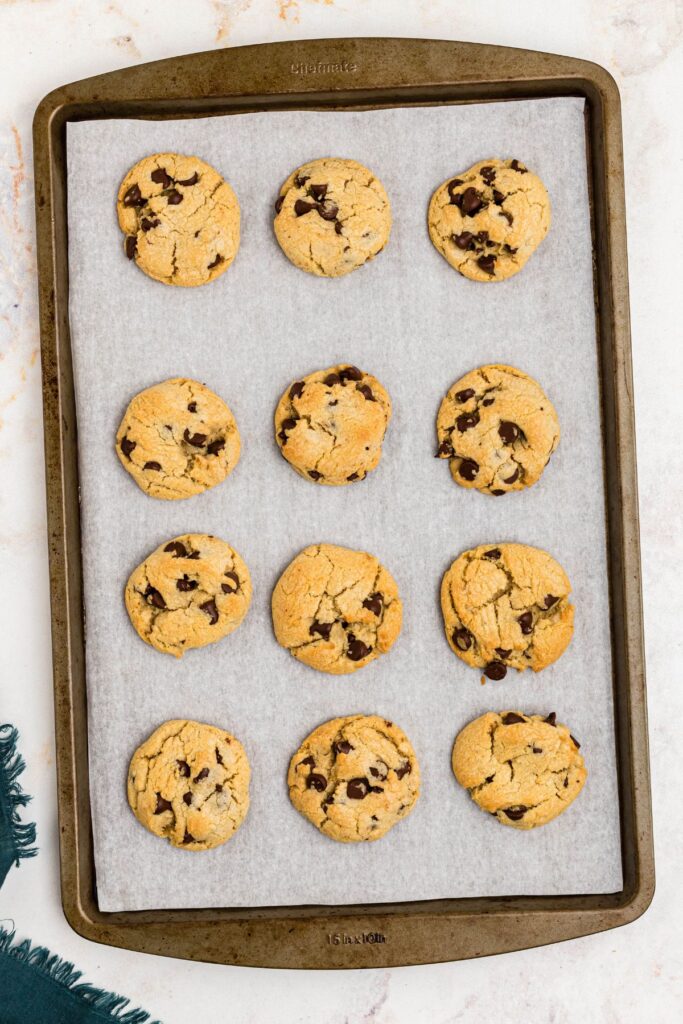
[67, 98, 623, 911]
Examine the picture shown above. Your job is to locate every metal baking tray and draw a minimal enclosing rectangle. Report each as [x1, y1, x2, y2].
[33, 37, 653, 969]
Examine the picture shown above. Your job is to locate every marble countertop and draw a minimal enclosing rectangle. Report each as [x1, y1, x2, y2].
[0, 2, 680, 1021]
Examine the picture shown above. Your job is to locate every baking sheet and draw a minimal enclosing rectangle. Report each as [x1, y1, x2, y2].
[67, 98, 623, 911]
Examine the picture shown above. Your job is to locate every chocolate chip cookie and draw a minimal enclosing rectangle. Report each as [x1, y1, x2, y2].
[117, 153, 240, 287]
[452, 710, 587, 829]
[428, 158, 550, 282]
[271, 544, 402, 675]
[127, 719, 250, 850]
[116, 378, 241, 500]
[436, 364, 560, 495]
[288, 715, 420, 842]
[125, 533, 252, 657]
[274, 364, 392, 485]
[273, 157, 392, 277]
[441, 543, 574, 679]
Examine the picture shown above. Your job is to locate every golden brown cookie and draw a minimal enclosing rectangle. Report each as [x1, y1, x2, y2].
[274, 364, 392, 485]
[452, 710, 587, 829]
[441, 543, 573, 679]
[125, 534, 252, 657]
[127, 719, 250, 850]
[273, 157, 391, 276]
[271, 544, 402, 675]
[288, 715, 420, 842]
[436, 364, 560, 495]
[117, 153, 240, 286]
[428, 158, 550, 282]
[116, 378, 241, 500]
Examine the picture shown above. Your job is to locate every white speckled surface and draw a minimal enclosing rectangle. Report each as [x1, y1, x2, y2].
[0, 2, 680, 1021]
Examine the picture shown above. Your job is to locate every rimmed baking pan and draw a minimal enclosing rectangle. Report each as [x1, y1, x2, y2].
[33, 37, 653, 968]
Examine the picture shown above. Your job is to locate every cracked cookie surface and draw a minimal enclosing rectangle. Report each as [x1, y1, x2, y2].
[271, 544, 402, 675]
[273, 157, 391, 277]
[127, 719, 250, 849]
[117, 152, 240, 287]
[275, 364, 391, 485]
[116, 378, 241, 500]
[452, 710, 587, 829]
[441, 543, 573, 678]
[436, 364, 560, 495]
[125, 533, 252, 657]
[288, 715, 420, 842]
[428, 158, 550, 282]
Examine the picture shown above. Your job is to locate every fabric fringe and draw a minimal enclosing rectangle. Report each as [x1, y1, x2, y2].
[0, 724, 38, 865]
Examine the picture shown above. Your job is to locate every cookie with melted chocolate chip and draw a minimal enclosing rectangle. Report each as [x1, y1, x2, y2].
[288, 715, 420, 841]
[117, 153, 240, 286]
[273, 157, 392, 276]
[125, 533, 252, 657]
[127, 719, 250, 849]
[441, 543, 574, 677]
[116, 378, 241, 500]
[274, 364, 392, 485]
[428, 158, 550, 282]
[436, 364, 560, 495]
[271, 544, 402, 674]
[452, 710, 586, 829]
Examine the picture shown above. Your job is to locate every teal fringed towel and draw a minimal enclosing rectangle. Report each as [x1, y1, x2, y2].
[0, 929, 162, 1024]
[0, 725, 38, 887]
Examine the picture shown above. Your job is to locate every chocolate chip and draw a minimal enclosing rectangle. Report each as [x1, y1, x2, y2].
[503, 467, 520, 484]
[459, 458, 479, 481]
[222, 571, 239, 594]
[484, 661, 507, 680]
[484, 548, 501, 559]
[183, 792, 192, 805]
[289, 381, 305, 401]
[164, 541, 187, 557]
[177, 575, 198, 592]
[491, 489, 505, 496]
[460, 187, 485, 216]
[150, 167, 172, 188]
[279, 417, 298, 444]
[294, 175, 310, 188]
[144, 460, 161, 471]
[452, 627, 472, 651]
[482, 397, 495, 406]
[308, 469, 323, 480]
[532, 747, 543, 754]
[503, 241, 517, 252]
[492, 189, 505, 205]
[357, 384, 375, 401]
[476, 230, 489, 244]
[544, 594, 559, 609]
[347, 635, 371, 661]
[154, 794, 172, 814]
[177, 760, 190, 777]
[369, 765, 386, 779]
[275, 196, 284, 214]
[294, 199, 316, 216]
[324, 372, 341, 386]
[300, 756, 315, 768]
[318, 202, 338, 221]
[333, 740, 352, 756]
[499, 421, 520, 444]
[187, 402, 197, 413]
[215, 747, 223, 764]
[347, 472, 360, 481]
[496, 648, 512, 659]
[215, 784, 223, 793]
[502, 712, 526, 724]
[182, 830, 194, 844]
[455, 388, 475, 403]
[436, 441, 454, 458]
[120, 436, 136, 459]
[453, 231, 475, 250]
[123, 183, 144, 207]
[477, 254, 496, 275]
[570, 734, 581, 749]
[518, 611, 533, 634]
[167, 189, 183, 205]
[362, 592, 383, 616]
[306, 183, 327, 202]
[207, 254, 223, 270]
[447, 178, 464, 202]
[501, 210, 514, 226]
[176, 171, 199, 186]
[307, 773, 327, 792]
[140, 217, 160, 232]
[503, 805, 527, 820]
[194, 767, 209, 782]
[200, 599, 219, 625]
[144, 586, 165, 609]
[480, 165, 496, 184]
[125, 235, 137, 259]
[347, 778, 376, 800]
[564, 777, 569, 788]
[187, 551, 200, 559]
[339, 365, 362, 382]
[456, 411, 479, 432]
[183, 429, 207, 447]
[544, 712, 557, 727]
[309, 620, 332, 641]
[395, 762, 411, 780]
[334, 221, 343, 234]
[206, 437, 225, 456]
[510, 159, 527, 173]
